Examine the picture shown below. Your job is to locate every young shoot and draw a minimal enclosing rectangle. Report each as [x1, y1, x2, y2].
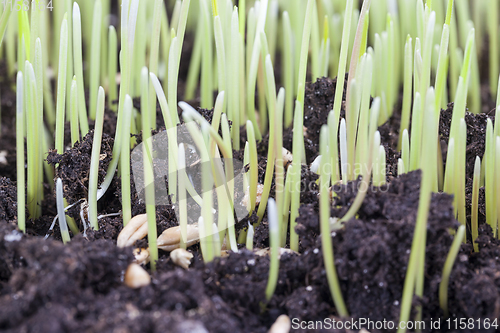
[141, 70, 158, 271]
[484, 119, 497, 237]
[121, 95, 134, 226]
[70, 77, 80, 145]
[246, 120, 258, 213]
[398, 88, 438, 333]
[88, 87, 106, 230]
[339, 97, 381, 223]
[25, 61, 42, 219]
[16, 72, 25, 232]
[107, 26, 117, 110]
[398, 36, 412, 150]
[471, 156, 480, 251]
[55, 15, 69, 154]
[289, 0, 314, 252]
[72, 3, 89, 135]
[319, 125, 348, 317]
[439, 225, 465, 318]
[177, 143, 188, 249]
[89, 0, 102, 121]
[246, 223, 254, 251]
[56, 178, 71, 244]
[264, 198, 279, 302]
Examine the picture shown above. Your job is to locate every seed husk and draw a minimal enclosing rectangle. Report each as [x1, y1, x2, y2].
[254, 247, 299, 259]
[282, 147, 293, 167]
[242, 183, 265, 209]
[117, 214, 148, 248]
[133, 247, 150, 265]
[268, 314, 291, 333]
[170, 248, 193, 269]
[124, 263, 151, 289]
[157, 224, 200, 252]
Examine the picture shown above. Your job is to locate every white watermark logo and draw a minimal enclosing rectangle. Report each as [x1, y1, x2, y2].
[131, 123, 249, 239]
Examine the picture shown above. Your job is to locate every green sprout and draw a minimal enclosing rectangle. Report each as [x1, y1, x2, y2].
[88, 87, 106, 230]
[484, 119, 497, 238]
[70, 77, 80, 145]
[141, 76, 158, 270]
[120, 94, 133, 226]
[264, 198, 279, 302]
[245, 120, 258, 213]
[495, 136, 500, 238]
[107, 26, 117, 110]
[319, 125, 348, 317]
[471, 156, 481, 252]
[25, 60, 42, 219]
[55, 14, 69, 154]
[72, 3, 89, 135]
[439, 224, 465, 318]
[398, 88, 439, 333]
[16, 72, 25, 232]
[56, 178, 71, 244]
[89, 0, 102, 121]
[289, 0, 314, 252]
[282, 11, 294, 128]
[398, 35, 413, 152]
[177, 142, 188, 250]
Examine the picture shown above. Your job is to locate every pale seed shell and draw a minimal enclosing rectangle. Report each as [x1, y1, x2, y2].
[170, 248, 193, 269]
[117, 214, 148, 248]
[157, 224, 200, 252]
[282, 148, 293, 167]
[268, 314, 291, 333]
[124, 263, 151, 288]
[242, 183, 265, 209]
[254, 247, 299, 259]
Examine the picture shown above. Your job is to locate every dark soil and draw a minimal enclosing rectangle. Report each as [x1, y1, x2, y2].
[2, 168, 499, 332]
[0, 177, 18, 223]
[438, 103, 495, 233]
[255, 75, 348, 165]
[438, 103, 495, 181]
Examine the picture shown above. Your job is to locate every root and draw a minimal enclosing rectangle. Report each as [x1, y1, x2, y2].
[45, 198, 121, 240]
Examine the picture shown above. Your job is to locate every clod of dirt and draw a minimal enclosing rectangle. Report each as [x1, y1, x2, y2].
[439, 103, 495, 235]
[295, 171, 474, 327]
[0, 231, 133, 330]
[47, 130, 115, 205]
[0, 177, 17, 223]
[256, 75, 348, 164]
[439, 103, 495, 180]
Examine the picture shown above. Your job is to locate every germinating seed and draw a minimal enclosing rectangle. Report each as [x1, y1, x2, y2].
[170, 248, 193, 269]
[157, 224, 199, 252]
[124, 263, 151, 289]
[117, 214, 148, 248]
